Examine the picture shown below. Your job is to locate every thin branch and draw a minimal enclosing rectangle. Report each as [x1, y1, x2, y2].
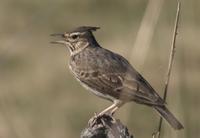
[154, 1, 181, 138]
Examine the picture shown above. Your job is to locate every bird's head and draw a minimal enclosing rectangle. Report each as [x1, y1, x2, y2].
[51, 26, 100, 55]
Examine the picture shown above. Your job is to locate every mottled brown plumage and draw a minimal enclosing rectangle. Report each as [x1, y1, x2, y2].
[51, 26, 183, 130]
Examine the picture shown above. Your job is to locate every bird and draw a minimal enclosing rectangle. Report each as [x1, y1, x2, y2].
[51, 26, 184, 130]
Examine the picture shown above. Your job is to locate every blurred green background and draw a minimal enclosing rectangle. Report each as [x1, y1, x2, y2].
[0, 0, 199, 137]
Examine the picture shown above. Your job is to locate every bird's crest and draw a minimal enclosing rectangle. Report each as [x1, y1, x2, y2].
[68, 26, 100, 33]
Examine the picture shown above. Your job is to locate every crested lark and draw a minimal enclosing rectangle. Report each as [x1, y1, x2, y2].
[51, 26, 183, 130]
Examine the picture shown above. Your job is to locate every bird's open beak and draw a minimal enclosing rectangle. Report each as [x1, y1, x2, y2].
[50, 40, 66, 44]
[50, 33, 66, 45]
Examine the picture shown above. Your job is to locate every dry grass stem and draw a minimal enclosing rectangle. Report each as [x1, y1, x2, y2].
[154, 1, 181, 138]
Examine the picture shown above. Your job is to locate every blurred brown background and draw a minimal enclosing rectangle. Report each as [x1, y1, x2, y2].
[0, 0, 199, 137]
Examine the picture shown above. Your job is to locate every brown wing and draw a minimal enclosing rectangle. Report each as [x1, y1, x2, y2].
[119, 72, 165, 106]
[78, 71, 124, 100]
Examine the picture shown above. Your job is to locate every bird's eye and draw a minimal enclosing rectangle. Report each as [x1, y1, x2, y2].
[71, 34, 79, 39]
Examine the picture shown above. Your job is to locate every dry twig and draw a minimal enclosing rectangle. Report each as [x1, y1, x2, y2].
[153, 1, 181, 138]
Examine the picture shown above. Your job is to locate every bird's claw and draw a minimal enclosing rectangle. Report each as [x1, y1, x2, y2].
[152, 131, 160, 138]
[88, 112, 114, 127]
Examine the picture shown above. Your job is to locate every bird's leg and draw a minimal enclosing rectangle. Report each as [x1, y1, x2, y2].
[111, 102, 124, 115]
[98, 103, 117, 116]
[89, 103, 118, 126]
[98, 100, 123, 116]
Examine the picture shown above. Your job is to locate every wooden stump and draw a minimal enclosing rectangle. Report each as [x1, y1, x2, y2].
[81, 114, 134, 138]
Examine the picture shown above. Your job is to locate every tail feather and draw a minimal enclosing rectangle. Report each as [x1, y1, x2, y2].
[154, 105, 184, 130]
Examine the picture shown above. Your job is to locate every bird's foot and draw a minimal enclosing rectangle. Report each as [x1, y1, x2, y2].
[152, 131, 160, 138]
[88, 112, 114, 127]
